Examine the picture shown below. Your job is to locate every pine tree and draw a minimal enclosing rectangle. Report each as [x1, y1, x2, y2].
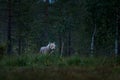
[7, 0, 12, 54]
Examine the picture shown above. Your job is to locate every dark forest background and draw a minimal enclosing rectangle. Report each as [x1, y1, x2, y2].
[0, 0, 120, 56]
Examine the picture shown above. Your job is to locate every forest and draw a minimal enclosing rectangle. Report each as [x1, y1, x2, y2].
[0, 0, 120, 80]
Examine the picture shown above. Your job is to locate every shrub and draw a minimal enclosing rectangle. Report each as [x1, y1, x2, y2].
[0, 44, 6, 55]
[66, 55, 81, 66]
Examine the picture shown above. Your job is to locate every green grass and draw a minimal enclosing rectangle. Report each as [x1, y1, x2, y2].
[0, 54, 65, 67]
[0, 54, 120, 80]
[0, 54, 118, 67]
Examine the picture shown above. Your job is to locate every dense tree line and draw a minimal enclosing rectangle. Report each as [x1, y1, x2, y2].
[0, 0, 120, 56]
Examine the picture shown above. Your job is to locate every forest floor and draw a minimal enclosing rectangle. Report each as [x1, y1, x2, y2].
[0, 54, 120, 80]
[0, 66, 120, 80]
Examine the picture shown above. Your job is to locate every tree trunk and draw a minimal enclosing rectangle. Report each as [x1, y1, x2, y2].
[90, 25, 96, 55]
[68, 26, 71, 56]
[115, 26, 118, 56]
[58, 27, 62, 55]
[115, 7, 120, 56]
[118, 26, 120, 55]
[115, 13, 118, 56]
[45, 0, 49, 18]
[90, 19, 96, 56]
[7, 0, 12, 55]
[44, 0, 49, 43]
[18, 35, 22, 55]
[61, 41, 64, 56]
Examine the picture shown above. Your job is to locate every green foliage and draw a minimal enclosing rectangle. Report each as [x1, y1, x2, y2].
[0, 54, 118, 68]
[0, 54, 58, 67]
[0, 0, 119, 55]
[0, 54, 120, 80]
[65, 55, 81, 66]
[0, 44, 6, 56]
[0, 53, 120, 80]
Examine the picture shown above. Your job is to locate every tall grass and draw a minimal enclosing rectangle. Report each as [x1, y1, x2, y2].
[0, 54, 117, 68]
[0, 54, 120, 80]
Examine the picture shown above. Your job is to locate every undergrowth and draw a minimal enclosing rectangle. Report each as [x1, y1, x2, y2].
[0, 54, 117, 68]
[0, 54, 120, 80]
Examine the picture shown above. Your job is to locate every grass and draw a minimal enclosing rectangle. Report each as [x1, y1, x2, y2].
[0, 54, 116, 67]
[0, 66, 120, 80]
[0, 54, 120, 80]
